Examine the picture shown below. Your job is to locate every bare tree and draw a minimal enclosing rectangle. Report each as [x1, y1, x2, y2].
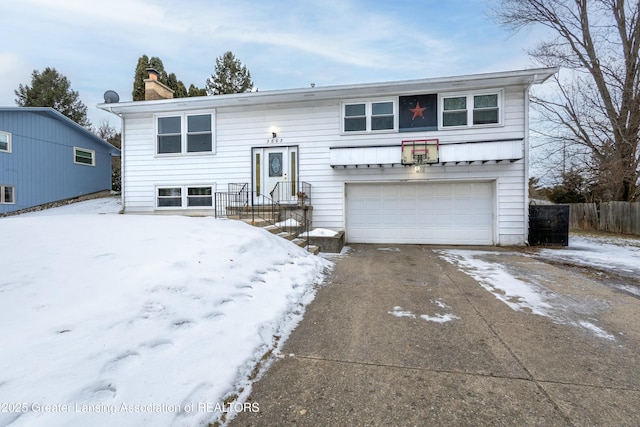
[493, 0, 640, 201]
[95, 119, 121, 192]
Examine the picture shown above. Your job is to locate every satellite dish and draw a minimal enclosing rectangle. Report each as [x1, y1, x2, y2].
[103, 90, 120, 104]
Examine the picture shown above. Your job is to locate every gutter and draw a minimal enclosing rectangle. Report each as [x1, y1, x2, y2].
[523, 76, 536, 246]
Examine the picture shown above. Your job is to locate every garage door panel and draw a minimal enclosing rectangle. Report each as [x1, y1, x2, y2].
[346, 182, 494, 245]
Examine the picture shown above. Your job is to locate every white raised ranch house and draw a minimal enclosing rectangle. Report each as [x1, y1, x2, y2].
[99, 67, 557, 246]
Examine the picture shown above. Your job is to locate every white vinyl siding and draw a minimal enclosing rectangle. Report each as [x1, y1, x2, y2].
[0, 132, 11, 153]
[119, 85, 528, 245]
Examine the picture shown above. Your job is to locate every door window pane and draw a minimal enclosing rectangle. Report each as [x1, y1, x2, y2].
[269, 153, 283, 177]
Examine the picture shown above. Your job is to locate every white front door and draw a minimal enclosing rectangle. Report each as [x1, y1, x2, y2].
[252, 146, 298, 204]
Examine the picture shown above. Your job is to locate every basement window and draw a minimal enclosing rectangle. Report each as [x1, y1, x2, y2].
[157, 187, 182, 207]
[156, 185, 215, 209]
[187, 186, 213, 207]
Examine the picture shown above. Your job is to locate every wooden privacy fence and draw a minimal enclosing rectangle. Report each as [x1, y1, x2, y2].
[569, 202, 640, 235]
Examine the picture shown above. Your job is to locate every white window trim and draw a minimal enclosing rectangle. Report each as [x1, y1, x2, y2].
[438, 89, 503, 130]
[155, 184, 217, 209]
[0, 185, 15, 204]
[0, 131, 11, 153]
[341, 98, 398, 134]
[73, 147, 95, 166]
[154, 110, 216, 156]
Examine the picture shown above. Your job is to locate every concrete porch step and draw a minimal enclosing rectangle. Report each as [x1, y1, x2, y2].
[260, 224, 318, 255]
[239, 218, 277, 227]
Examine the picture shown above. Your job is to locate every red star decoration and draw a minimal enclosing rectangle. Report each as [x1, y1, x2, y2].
[409, 102, 427, 119]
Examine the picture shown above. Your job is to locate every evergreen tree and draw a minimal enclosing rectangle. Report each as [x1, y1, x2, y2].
[133, 54, 200, 100]
[547, 170, 587, 204]
[206, 51, 253, 95]
[132, 54, 150, 101]
[166, 73, 188, 98]
[15, 67, 91, 128]
[133, 55, 168, 101]
[148, 57, 167, 83]
[188, 84, 207, 97]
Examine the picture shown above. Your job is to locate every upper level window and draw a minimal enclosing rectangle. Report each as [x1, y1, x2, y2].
[343, 100, 396, 133]
[443, 97, 467, 127]
[74, 147, 95, 166]
[158, 116, 182, 154]
[473, 94, 499, 125]
[156, 112, 214, 155]
[0, 132, 11, 153]
[441, 91, 502, 128]
[187, 115, 212, 152]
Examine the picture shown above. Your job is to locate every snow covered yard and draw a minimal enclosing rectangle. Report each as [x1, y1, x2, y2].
[0, 198, 331, 427]
[437, 233, 640, 342]
[536, 234, 640, 280]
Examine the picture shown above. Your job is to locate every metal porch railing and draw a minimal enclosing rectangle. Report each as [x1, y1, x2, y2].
[214, 182, 313, 249]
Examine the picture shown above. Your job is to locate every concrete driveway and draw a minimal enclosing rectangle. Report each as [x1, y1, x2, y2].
[230, 244, 640, 426]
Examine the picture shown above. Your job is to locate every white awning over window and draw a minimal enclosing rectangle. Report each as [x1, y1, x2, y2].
[329, 139, 523, 168]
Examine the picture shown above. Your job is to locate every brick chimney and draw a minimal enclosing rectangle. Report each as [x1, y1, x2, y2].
[144, 68, 174, 100]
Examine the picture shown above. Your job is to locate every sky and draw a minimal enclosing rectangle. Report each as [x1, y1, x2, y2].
[0, 0, 547, 128]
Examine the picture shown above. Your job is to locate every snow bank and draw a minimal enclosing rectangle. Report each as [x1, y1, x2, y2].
[0, 202, 331, 426]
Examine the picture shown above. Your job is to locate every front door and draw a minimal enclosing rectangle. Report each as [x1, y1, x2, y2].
[252, 146, 298, 204]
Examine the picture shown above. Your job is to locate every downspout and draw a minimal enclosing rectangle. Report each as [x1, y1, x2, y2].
[523, 76, 537, 246]
[109, 107, 125, 213]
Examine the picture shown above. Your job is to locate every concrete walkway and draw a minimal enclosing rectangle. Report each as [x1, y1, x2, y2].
[230, 244, 640, 426]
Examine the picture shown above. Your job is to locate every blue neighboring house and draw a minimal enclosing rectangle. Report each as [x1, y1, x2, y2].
[0, 107, 120, 214]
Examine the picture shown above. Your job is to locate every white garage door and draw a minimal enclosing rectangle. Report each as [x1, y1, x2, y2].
[346, 182, 494, 245]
